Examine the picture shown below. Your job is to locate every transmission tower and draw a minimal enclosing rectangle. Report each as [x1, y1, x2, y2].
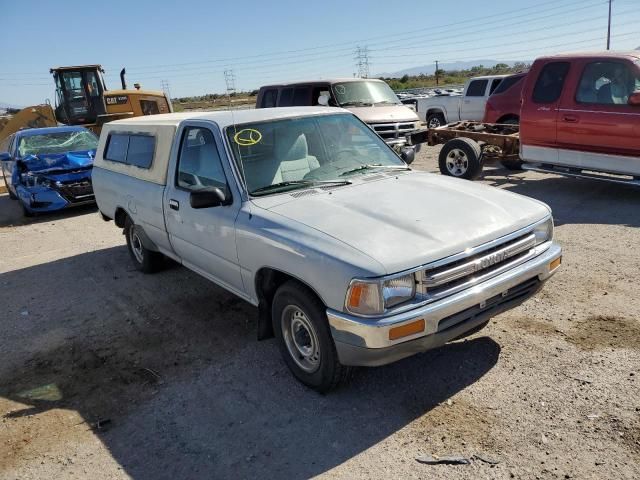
[224, 69, 236, 109]
[354, 46, 370, 78]
[160, 80, 172, 101]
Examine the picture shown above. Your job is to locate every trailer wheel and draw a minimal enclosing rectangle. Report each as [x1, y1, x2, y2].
[439, 138, 482, 180]
[427, 113, 446, 128]
[500, 159, 525, 171]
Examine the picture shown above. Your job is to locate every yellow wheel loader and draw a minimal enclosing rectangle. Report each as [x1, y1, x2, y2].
[0, 65, 172, 142]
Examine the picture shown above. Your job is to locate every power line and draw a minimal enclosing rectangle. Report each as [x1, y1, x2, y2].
[0, 0, 616, 81]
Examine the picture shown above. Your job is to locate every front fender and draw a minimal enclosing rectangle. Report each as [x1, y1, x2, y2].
[235, 205, 385, 311]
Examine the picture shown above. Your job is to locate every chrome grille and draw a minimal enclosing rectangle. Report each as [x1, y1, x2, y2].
[371, 122, 416, 141]
[416, 232, 537, 302]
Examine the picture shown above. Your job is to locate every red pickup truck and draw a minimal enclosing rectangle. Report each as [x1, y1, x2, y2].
[410, 51, 640, 184]
[520, 51, 640, 180]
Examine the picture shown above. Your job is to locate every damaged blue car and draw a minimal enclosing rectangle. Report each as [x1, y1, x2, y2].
[0, 126, 98, 216]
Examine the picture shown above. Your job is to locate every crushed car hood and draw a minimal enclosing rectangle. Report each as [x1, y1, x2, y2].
[256, 171, 550, 274]
[20, 150, 95, 175]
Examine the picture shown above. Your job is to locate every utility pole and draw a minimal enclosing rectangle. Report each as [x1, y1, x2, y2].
[355, 46, 370, 78]
[435, 60, 439, 86]
[606, 0, 612, 50]
[224, 69, 236, 109]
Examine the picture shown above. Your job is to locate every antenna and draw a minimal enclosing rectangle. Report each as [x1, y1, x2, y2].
[354, 46, 370, 78]
[606, 0, 612, 50]
[224, 69, 236, 110]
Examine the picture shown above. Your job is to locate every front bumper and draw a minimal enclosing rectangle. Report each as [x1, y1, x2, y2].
[327, 242, 562, 366]
[16, 185, 95, 214]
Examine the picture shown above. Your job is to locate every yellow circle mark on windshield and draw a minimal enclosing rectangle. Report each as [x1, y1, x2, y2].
[234, 129, 262, 146]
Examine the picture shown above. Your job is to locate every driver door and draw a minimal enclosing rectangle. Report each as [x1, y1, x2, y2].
[164, 122, 245, 295]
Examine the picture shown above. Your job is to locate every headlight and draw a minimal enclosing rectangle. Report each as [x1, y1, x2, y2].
[533, 217, 554, 245]
[346, 273, 416, 316]
[382, 274, 416, 308]
[22, 174, 52, 188]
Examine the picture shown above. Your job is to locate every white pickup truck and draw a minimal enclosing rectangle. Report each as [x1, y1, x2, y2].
[92, 107, 562, 391]
[416, 75, 508, 127]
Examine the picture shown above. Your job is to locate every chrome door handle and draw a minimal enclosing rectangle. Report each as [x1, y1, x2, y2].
[169, 199, 179, 211]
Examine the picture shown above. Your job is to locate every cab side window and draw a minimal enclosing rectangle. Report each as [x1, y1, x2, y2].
[177, 127, 229, 197]
[261, 89, 278, 108]
[278, 88, 294, 107]
[532, 62, 570, 104]
[466, 80, 488, 97]
[489, 78, 503, 95]
[576, 61, 639, 105]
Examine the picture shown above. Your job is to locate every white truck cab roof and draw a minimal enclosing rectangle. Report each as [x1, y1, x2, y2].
[108, 107, 349, 129]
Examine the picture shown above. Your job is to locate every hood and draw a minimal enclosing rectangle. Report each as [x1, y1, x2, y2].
[20, 150, 95, 175]
[255, 172, 550, 274]
[345, 105, 419, 124]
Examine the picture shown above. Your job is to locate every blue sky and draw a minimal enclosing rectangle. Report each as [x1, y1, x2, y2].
[1, 0, 638, 105]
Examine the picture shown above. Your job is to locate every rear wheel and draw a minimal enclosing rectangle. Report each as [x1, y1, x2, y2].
[125, 218, 163, 273]
[272, 280, 352, 392]
[427, 113, 446, 129]
[498, 116, 519, 125]
[438, 138, 483, 180]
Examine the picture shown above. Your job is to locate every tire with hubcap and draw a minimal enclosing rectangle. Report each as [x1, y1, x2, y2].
[438, 137, 483, 180]
[427, 112, 446, 129]
[272, 280, 352, 392]
[124, 217, 163, 273]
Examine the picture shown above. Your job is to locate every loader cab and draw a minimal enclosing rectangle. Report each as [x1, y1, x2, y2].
[51, 65, 108, 126]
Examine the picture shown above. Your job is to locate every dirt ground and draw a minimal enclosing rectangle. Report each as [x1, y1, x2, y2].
[1, 147, 639, 480]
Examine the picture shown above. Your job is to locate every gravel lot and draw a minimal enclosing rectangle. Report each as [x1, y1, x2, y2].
[1, 147, 639, 480]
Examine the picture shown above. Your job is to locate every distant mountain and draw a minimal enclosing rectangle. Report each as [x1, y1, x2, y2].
[376, 60, 528, 78]
[0, 101, 23, 110]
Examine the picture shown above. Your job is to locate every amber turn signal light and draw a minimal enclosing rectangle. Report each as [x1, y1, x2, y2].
[549, 257, 562, 271]
[389, 319, 425, 341]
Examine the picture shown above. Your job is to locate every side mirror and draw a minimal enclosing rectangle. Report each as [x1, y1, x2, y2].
[400, 147, 415, 165]
[189, 188, 229, 209]
[0, 152, 11, 162]
[628, 91, 640, 106]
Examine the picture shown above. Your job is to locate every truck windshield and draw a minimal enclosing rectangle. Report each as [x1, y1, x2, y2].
[226, 113, 407, 196]
[18, 130, 98, 157]
[332, 81, 400, 107]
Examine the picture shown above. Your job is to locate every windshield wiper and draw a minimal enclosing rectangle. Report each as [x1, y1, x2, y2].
[339, 101, 373, 107]
[373, 101, 399, 105]
[250, 179, 351, 196]
[340, 164, 411, 177]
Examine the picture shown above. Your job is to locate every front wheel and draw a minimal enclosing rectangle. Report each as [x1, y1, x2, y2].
[272, 281, 352, 392]
[3, 176, 16, 199]
[125, 218, 163, 273]
[427, 113, 446, 129]
[438, 138, 483, 180]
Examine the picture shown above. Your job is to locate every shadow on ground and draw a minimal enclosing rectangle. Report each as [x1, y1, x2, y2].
[0, 246, 500, 479]
[0, 193, 98, 228]
[481, 166, 640, 228]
